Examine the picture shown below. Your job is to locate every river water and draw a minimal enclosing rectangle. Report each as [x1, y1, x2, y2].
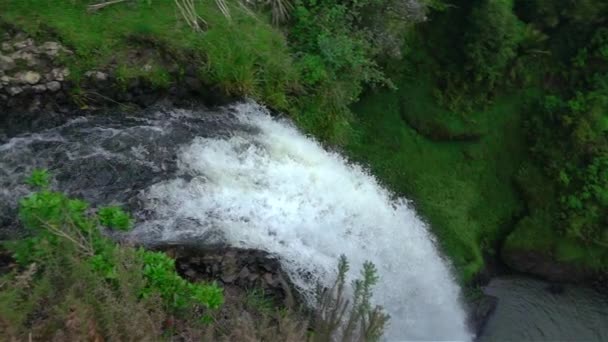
[0, 102, 470, 341]
[479, 276, 608, 342]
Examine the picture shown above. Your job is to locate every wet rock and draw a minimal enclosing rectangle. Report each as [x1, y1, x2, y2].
[32, 84, 47, 93]
[156, 245, 301, 308]
[0, 75, 12, 85]
[238, 267, 251, 279]
[469, 294, 498, 337]
[39, 41, 62, 57]
[10, 50, 36, 65]
[15, 71, 41, 85]
[50, 67, 69, 81]
[13, 38, 34, 50]
[0, 55, 15, 71]
[85, 70, 108, 82]
[6, 86, 23, 96]
[222, 273, 238, 283]
[501, 247, 593, 283]
[1, 42, 12, 52]
[185, 76, 202, 92]
[46, 81, 61, 92]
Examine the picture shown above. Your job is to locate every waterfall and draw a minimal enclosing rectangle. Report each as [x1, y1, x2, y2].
[0, 102, 471, 341]
[135, 102, 471, 341]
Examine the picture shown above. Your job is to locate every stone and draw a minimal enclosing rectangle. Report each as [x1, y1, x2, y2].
[470, 294, 498, 336]
[13, 32, 27, 41]
[16, 71, 41, 85]
[85, 70, 108, 82]
[28, 96, 41, 111]
[10, 51, 35, 65]
[248, 272, 259, 282]
[0, 75, 12, 85]
[185, 76, 202, 92]
[50, 67, 70, 81]
[6, 86, 23, 96]
[0, 43, 12, 52]
[13, 38, 34, 50]
[237, 267, 251, 279]
[32, 84, 47, 93]
[46, 81, 61, 92]
[263, 273, 276, 286]
[221, 273, 237, 284]
[0, 55, 15, 71]
[39, 41, 62, 57]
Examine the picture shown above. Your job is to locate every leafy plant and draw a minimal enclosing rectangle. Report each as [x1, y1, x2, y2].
[313, 255, 389, 342]
[98, 206, 132, 231]
[25, 168, 50, 188]
[9, 170, 224, 319]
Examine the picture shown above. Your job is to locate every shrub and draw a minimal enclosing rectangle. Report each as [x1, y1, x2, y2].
[313, 255, 389, 342]
[1, 170, 224, 340]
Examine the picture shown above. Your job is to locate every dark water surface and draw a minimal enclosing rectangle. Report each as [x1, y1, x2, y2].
[479, 276, 608, 342]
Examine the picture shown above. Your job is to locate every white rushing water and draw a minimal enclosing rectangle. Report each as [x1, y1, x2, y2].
[136, 102, 472, 341]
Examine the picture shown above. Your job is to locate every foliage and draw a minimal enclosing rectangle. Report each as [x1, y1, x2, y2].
[463, 0, 523, 91]
[286, 0, 431, 141]
[8, 170, 224, 319]
[139, 250, 223, 311]
[313, 255, 389, 342]
[2, 171, 391, 339]
[25, 168, 50, 188]
[98, 206, 132, 231]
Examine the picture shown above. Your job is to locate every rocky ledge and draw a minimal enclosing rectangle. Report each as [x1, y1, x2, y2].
[0, 32, 72, 112]
[0, 29, 232, 138]
[157, 245, 301, 309]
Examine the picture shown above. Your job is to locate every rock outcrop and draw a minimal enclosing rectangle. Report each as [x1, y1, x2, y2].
[0, 32, 72, 110]
[157, 245, 301, 308]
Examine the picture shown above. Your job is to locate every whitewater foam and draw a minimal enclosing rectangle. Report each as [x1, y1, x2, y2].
[136, 102, 471, 341]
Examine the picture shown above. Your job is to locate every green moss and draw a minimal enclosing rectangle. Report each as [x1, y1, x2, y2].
[504, 213, 608, 272]
[1, 0, 298, 108]
[346, 73, 533, 281]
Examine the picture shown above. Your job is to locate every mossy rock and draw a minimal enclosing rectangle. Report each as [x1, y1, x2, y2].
[502, 213, 608, 282]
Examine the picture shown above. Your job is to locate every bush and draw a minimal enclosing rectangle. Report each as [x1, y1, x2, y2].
[1, 171, 389, 339]
[0, 170, 224, 340]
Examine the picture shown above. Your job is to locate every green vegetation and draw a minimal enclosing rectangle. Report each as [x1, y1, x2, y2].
[1, 170, 224, 339]
[346, 69, 531, 280]
[1, 0, 607, 293]
[344, 0, 608, 279]
[0, 171, 388, 340]
[313, 255, 389, 342]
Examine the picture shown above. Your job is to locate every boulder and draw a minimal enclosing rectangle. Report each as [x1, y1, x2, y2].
[469, 294, 498, 337]
[85, 70, 108, 82]
[50, 67, 70, 81]
[39, 41, 62, 57]
[32, 84, 47, 93]
[15, 71, 41, 85]
[13, 38, 34, 50]
[0, 75, 13, 85]
[46, 81, 61, 92]
[1, 42, 13, 52]
[0, 55, 15, 71]
[156, 245, 300, 308]
[6, 86, 23, 96]
[501, 248, 592, 282]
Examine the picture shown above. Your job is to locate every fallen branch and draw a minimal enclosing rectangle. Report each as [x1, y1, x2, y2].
[87, 0, 129, 12]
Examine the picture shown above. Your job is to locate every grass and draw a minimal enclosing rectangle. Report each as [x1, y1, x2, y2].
[0, 0, 299, 110]
[345, 71, 533, 281]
